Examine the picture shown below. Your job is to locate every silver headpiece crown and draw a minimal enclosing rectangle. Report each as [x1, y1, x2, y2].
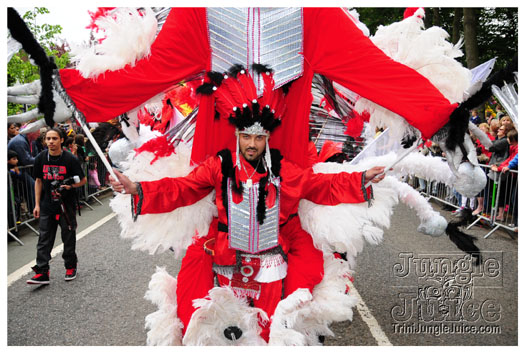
[237, 122, 269, 136]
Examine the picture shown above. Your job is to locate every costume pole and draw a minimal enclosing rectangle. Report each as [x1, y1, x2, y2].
[364, 139, 420, 188]
[52, 73, 118, 181]
[75, 118, 118, 181]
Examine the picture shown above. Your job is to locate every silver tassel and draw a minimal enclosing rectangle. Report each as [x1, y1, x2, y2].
[235, 132, 241, 170]
[265, 139, 273, 178]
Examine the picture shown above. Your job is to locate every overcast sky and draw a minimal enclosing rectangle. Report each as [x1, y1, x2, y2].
[15, 6, 96, 45]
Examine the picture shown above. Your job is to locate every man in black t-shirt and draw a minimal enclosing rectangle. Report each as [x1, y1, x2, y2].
[27, 128, 87, 285]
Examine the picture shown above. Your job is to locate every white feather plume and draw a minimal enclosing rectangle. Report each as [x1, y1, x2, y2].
[355, 8, 471, 140]
[269, 255, 358, 345]
[144, 266, 183, 346]
[70, 8, 158, 78]
[109, 126, 217, 257]
[183, 287, 268, 346]
[299, 162, 398, 268]
[382, 176, 447, 236]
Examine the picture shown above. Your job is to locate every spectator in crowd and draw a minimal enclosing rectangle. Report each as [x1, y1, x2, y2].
[31, 128, 47, 157]
[7, 130, 36, 212]
[502, 153, 518, 173]
[491, 129, 518, 221]
[485, 111, 495, 125]
[8, 149, 23, 228]
[495, 104, 505, 119]
[27, 128, 86, 285]
[472, 123, 495, 216]
[74, 134, 87, 162]
[8, 122, 20, 142]
[470, 109, 481, 125]
[489, 119, 500, 139]
[500, 115, 515, 131]
[64, 137, 78, 158]
[482, 124, 511, 215]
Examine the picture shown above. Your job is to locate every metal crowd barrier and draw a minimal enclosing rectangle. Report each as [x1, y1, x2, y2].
[7, 154, 113, 246]
[81, 153, 113, 208]
[411, 162, 518, 238]
[7, 165, 38, 245]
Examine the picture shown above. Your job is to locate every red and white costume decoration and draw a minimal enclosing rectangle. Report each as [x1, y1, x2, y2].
[56, 7, 481, 345]
[59, 8, 457, 169]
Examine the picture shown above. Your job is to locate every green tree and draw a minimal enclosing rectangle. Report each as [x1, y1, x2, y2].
[7, 7, 71, 116]
[357, 7, 516, 71]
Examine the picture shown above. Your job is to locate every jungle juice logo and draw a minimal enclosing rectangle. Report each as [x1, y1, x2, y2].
[390, 252, 502, 335]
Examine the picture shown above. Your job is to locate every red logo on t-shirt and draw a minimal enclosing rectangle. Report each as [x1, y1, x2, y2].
[43, 164, 67, 181]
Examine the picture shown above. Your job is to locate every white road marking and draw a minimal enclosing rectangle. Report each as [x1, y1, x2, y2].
[9, 212, 391, 346]
[348, 280, 393, 346]
[7, 213, 116, 287]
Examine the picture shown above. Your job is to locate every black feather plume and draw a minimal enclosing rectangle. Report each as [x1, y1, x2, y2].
[445, 208, 481, 266]
[252, 63, 273, 74]
[196, 82, 216, 95]
[207, 71, 225, 86]
[256, 175, 269, 224]
[228, 64, 246, 78]
[8, 7, 57, 127]
[401, 134, 418, 149]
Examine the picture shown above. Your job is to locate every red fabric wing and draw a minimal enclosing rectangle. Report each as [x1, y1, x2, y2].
[60, 8, 210, 123]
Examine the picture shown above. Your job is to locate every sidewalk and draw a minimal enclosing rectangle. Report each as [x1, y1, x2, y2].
[7, 190, 114, 275]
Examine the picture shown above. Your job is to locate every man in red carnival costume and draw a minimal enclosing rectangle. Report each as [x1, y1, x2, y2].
[110, 64, 386, 340]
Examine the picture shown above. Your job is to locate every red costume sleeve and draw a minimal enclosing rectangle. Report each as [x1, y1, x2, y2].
[134, 156, 220, 215]
[303, 8, 458, 140]
[281, 159, 371, 206]
[59, 8, 210, 122]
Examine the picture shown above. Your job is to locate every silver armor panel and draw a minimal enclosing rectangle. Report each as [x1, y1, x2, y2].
[207, 8, 304, 95]
[227, 178, 280, 254]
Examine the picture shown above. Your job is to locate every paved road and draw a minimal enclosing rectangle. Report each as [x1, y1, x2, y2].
[7, 193, 518, 346]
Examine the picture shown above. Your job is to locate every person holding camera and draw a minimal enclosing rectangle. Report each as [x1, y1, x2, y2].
[27, 128, 86, 285]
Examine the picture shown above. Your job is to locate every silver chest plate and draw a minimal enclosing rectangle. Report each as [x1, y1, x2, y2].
[207, 8, 304, 95]
[227, 178, 280, 254]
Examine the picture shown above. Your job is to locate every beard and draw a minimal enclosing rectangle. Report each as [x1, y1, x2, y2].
[241, 147, 263, 161]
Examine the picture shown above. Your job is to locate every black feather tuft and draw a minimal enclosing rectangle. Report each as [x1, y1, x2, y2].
[207, 71, 225, 86]
[281, 81, 294, 95]
[39, 56, 57, 127]
[445, 210, 481, 266]
[445, 104, 469, 151]
[251, 101, 260, 116]
[256, 175, 269, 225]
[401, 134, 418, 149]
[217, 149, 231, 217]
[228, 64, 246, 78]
[8, 7, 57, 127]
[252, 63, 273, 75]
[269, 149, 283, 177]
[196, 82, 216, 95]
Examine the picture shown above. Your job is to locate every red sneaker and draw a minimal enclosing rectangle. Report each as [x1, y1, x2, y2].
[27, 272, 50, 285]
[65, 268, 77, 281]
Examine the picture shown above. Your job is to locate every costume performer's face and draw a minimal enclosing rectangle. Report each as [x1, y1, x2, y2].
[45, 130, 64, 154]
[239, 133, 267, 162]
